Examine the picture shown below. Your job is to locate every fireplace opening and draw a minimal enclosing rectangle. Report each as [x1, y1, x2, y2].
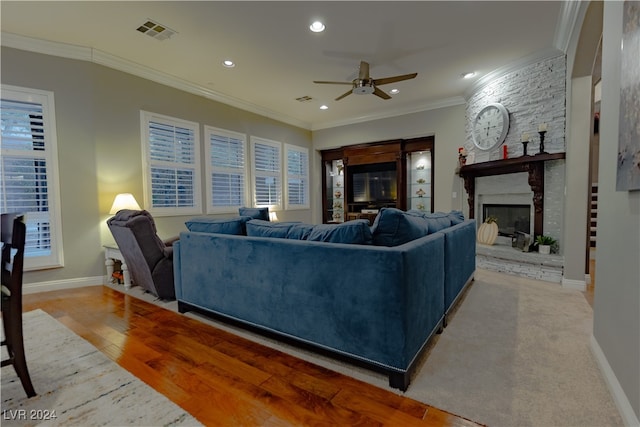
[482, 204, 531, 237]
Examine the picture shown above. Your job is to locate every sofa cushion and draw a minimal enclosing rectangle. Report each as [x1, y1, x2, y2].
[406, 210, 456, 233]
[238, 207, 270, 221]
[246, 219, 298, 238]
[306, 220, 373, 245]
[286, 223, 315, 240]
[185, 216, 252, 235]
[423, 212, 453, 233]
[447, 210, 465, 225]
[371, 208, 429, 246]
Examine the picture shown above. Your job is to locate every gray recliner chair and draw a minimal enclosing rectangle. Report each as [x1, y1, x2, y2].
[107, 210, 176, 300]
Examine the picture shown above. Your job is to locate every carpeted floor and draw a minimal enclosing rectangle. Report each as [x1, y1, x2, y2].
[1, 310, 201, 426]
[110, 268, 624, 427]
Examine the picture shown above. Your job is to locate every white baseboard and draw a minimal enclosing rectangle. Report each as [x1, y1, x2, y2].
[561, 277, 587, 291]
[585, 273, 591, 285]
[590, 335, 640, 427]
[23, 276, 104, 294]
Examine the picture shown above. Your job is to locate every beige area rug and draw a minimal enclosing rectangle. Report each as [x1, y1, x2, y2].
[111, 269, 623, 427]
[1, 309, 201, 426]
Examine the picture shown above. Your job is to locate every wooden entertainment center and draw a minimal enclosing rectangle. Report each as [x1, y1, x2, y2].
[320, 136, 434, 224]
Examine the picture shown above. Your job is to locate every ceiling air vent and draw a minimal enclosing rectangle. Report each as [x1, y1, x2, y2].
[295, 96, 313, 103]
[136, 19, 176, 41]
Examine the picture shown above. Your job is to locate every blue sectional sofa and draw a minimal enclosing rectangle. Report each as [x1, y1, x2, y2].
[173, 208, 475, 390]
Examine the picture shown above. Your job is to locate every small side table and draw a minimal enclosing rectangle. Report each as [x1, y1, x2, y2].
[104, 245, 132, 289]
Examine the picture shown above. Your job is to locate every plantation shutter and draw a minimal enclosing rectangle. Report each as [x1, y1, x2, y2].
[142, 111, 201, 215]
[285, 144, 309, 209]
[252, 138, 282, 209]
[1, 87, 63, 269]
[207, 128, 247, 212]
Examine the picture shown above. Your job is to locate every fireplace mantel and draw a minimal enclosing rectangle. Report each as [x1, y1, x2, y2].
[459, 152, 566, 237]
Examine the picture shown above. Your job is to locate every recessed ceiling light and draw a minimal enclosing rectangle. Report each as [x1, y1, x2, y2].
[320, 105, 328, 110]
[222, 60, 235, 68]
[389, 89, 400, 95]
[309, 21, 325, 32]
[462, 71, 476, 79]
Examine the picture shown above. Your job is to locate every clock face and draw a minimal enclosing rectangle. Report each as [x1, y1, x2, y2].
[472, 103, 509, 150]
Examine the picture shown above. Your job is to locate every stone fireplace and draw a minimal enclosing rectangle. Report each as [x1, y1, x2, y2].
[459, 153, 566, 282]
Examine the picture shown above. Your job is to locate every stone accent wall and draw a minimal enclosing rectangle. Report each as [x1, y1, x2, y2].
[465, 54, 567, 262]
[464, 54, 567, 163]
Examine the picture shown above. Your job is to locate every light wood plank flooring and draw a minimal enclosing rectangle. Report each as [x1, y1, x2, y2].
[22, 286, 483, 427]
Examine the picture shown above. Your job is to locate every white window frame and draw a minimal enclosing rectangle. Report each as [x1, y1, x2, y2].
[250, 137, 282, 210]
[140, 111, 201, 216]
[204, 126, 248, 214]
[0, 84, 64, 270]
[284, 143, 310, 210]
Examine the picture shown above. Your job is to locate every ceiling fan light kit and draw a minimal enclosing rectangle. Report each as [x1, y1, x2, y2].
[314, 60, 417, 101]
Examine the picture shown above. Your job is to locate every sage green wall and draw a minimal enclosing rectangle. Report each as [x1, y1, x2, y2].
[593, 1, 640, 421]
[311, 104, 467, 223]
[1, 46, 312, 289]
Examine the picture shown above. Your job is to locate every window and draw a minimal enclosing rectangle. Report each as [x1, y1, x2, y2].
[1, 85, 64, 270]
[251, 137, 282, 209]
[204, 126, 248, 213]
[141, 111, 201, 216]
[285, 144, 309, 210]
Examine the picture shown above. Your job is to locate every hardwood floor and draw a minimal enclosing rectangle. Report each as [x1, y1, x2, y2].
[21, 286, 483, 427]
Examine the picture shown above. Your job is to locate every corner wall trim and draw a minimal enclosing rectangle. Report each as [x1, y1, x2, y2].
[23, 276, 104, 294]
[561, 277, 586, 291]
[590, 335, 640, 427]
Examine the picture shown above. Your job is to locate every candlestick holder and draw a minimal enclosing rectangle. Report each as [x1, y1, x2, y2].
[521, 140, 530, 156]
[536, 131, 548, 155]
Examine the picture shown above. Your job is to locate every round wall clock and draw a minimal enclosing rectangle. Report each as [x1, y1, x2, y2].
[472, 103, 510, 150]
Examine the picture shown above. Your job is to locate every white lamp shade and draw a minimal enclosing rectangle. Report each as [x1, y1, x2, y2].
[109, 193, 141, 214]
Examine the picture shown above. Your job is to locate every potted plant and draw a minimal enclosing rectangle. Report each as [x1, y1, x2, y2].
[534, 235, 557, 254]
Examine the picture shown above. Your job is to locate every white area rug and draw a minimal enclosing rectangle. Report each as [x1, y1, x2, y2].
[111, 269, 624, 427]
[1, 309, 201, 426]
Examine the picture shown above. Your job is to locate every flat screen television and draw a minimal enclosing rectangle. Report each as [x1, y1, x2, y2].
[349, 162, 397, 204]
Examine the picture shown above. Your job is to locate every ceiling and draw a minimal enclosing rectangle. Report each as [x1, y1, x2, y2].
[1, 1, 572, 130]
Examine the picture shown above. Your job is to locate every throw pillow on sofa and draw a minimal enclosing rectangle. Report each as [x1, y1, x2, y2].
[246, 219, 298, 238]
[371, 208, 429, 246]
[406, 210, 455, 233]
[447, 210, 465, 225]
[305, 220, 373, 245]
[185, 216, 252, 235]
[238, 207, 270, 221]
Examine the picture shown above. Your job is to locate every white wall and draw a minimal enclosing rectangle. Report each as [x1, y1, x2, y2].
[311, 104, 467, 223]
[592, 1, 640, 423]
[1, 46, 312, 289]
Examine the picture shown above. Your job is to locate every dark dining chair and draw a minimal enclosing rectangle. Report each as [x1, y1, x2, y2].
[1, 213, 36, 398]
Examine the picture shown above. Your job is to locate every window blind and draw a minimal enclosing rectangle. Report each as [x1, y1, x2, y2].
[142, 112, 200, 215]
[206, 128, 247, 212]
[285, 144, 309, 209]
[1, 87, 62, 269]
[252, 138, 281, 208]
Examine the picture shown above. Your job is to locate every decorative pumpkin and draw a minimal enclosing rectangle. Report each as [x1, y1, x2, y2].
[477, 216, 498, 245]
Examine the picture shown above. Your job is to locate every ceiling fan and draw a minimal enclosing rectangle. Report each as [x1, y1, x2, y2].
[313, 60, 418, 101]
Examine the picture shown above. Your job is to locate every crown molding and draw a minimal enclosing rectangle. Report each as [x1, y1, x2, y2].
[1, 32, 311, 130]
[553, 0, 584, 53]
[1, 32, 92, 61]
[463, 48, 565, 101]
[310, 96, 466, 131]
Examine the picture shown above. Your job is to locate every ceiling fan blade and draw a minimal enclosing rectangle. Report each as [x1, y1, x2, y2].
[335, 89, 353, 101]
[373, 73, 418, 86]
[313, 80, 353, 85]
[373, 87, 391, 100]
[358, 61, 370, 80]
